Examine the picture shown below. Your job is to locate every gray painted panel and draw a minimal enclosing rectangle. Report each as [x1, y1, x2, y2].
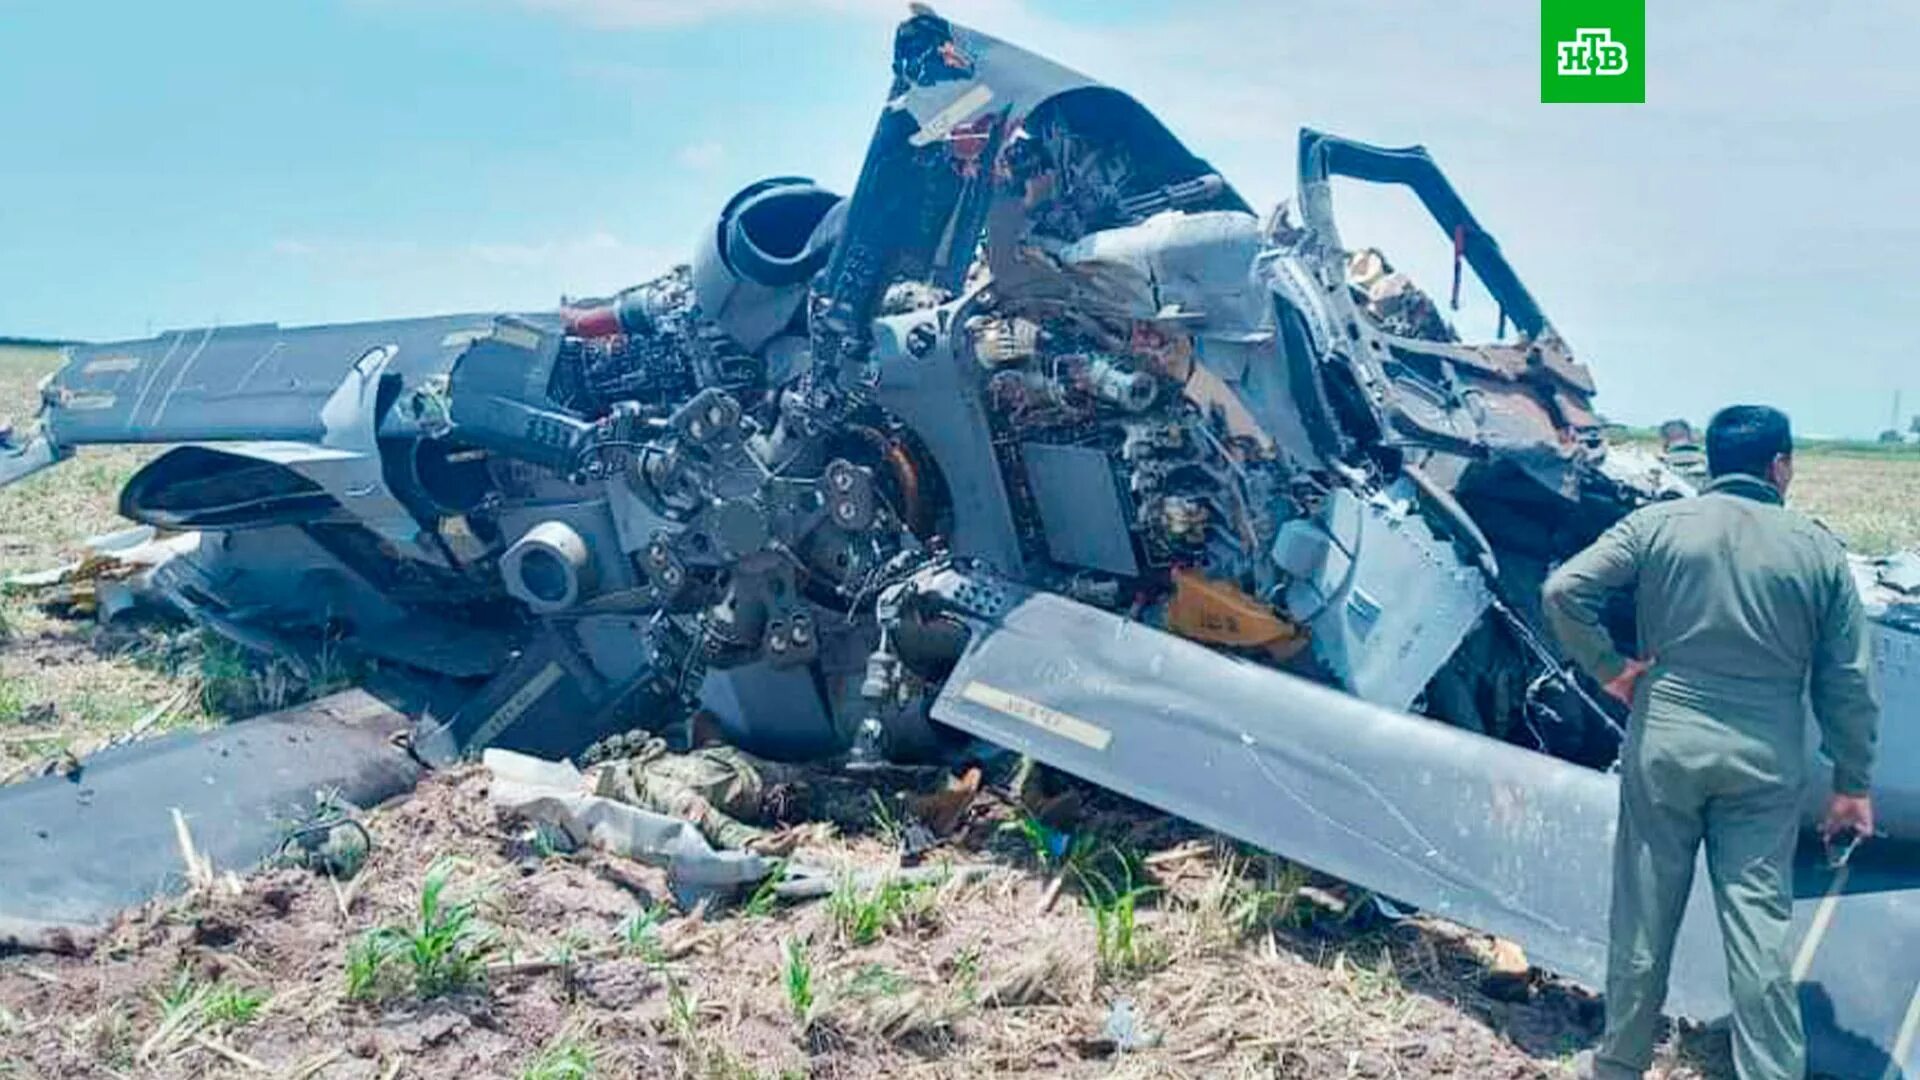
[873, 308, 1027, 577]
[1021, 441, 1138, 577]
[0, 691, 419, 948]
[45, 315, 497, 447]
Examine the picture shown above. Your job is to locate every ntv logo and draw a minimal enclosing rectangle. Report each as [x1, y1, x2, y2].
[1556, 28, 1629, 76]
[1540, 0, 1643, 102]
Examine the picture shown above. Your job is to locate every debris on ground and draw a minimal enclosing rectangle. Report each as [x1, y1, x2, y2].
[0, 758, 1738, 1078]
[2, 526, 196, 621]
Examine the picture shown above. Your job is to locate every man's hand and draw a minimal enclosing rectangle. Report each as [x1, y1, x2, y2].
[1821, 793, 1875, 844]
[1602, 657, 1652, 705]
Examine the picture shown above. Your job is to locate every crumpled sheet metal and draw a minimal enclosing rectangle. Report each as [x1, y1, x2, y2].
[2, 525, 201, 619]
[484, 750, 772, 897]
[1850, 548, 1920, 635]
[1596, 443, 1697, 502]
[1880, 550, 1920, 595]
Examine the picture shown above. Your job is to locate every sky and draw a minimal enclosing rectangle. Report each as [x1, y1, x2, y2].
[2, 0, 1916, 437]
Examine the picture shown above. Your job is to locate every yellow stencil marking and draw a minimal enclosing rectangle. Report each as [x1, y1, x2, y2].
[469, 662, 564, 749]
[961, 680, 1111, 751]
[62, 391, 117, 411]
[1791, 863, 1849, 982]
[491, 323, 542, 351]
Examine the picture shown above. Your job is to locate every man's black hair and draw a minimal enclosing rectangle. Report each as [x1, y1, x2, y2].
[1705, 405, 1793, 480]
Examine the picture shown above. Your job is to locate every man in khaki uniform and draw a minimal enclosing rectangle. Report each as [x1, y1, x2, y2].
[1543, 405, 1879, 1079]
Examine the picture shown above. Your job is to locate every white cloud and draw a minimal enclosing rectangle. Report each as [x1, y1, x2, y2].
[676, 140, 726, 171]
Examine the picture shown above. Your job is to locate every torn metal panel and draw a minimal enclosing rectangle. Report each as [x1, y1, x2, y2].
[697, 663, 843, 764]
[1834, 620, 1920, 839]
[1882, 551, 1920, 596]
[0, 691, 419, 950]
[1290, 128, 1601, 501]
[931, 583, 1620, 981]
[414, 621, 663, 766]
[1053, 210, 1270, 333]
[872, 308, 1028, 578]
[1275, 482, 1491, 708]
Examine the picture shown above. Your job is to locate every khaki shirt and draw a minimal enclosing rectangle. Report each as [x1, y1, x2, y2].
[1543, 473, 1879, 794]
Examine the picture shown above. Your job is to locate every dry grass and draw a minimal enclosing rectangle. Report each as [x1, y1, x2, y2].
[0, 766, 1742, 1079]
[0, 350, 188, 776]
[0, 352, 319, 779]
[1611, 433, 1920, 556]
[1788, 449, 1920, 555]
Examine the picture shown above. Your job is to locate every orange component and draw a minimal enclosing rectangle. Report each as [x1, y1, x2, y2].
[1165, 566, 1308, 661]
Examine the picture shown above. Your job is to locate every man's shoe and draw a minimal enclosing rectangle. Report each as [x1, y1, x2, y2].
[1571, 1049, 1644, 1079]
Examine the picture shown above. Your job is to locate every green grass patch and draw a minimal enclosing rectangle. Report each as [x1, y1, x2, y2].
[844, 962, 907, 1001]
[615, 905, 665, 961]
[781, 937, 814, 1028]
[0, 673, 30, 725]
[827, 875, 937, 946]
[521, 1034, 597, 1080]
[1074, 847, 1165, 981]
[343, 858, 495, 1003]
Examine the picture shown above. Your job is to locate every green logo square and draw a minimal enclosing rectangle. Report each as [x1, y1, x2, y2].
[1541, 0, 1645, 103]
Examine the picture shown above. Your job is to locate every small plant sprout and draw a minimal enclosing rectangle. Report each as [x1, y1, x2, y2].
[201, 983, 267, 1028]
[667, 977, 701, 1041]
[741, 859, 788, 918]
[549, 927, 595, 1001]
[827, 874, 936, 946]
[847, 962, 908, 1001]
[343, 933, 387, 1001]
[521, 1033, 597, 1080]
[1001, 810, 1054, 865]
[867, 790, 904, 845]
[948, 947, 981, 1005]
[616, 905, 665, 961]
[1075, 847, 1165, 980]
[341, 857, 495, 1002]
[138, 973, 264, 1062]
[781, 937, 814, 1028]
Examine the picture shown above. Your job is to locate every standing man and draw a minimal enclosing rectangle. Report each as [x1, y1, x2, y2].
[1543, 405, 1879, 1079]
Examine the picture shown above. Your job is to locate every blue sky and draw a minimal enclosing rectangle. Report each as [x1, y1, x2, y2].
[2, 0, 1916, 436]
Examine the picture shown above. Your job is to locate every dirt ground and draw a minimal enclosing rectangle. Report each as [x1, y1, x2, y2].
[0, 763, 1740, 1079]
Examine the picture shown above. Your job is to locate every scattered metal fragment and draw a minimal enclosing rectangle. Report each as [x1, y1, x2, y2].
[1094, 997, 1160, 1054]
[1882, 550, 1920, 595]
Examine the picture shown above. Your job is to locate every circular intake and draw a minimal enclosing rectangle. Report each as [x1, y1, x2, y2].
[691, 177, 846, 352]
[723, 178, 844, 287]
[501, 521, 596, 614]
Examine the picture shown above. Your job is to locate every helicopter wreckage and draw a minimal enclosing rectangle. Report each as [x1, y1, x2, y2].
[3, 11, 1919, 1075]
